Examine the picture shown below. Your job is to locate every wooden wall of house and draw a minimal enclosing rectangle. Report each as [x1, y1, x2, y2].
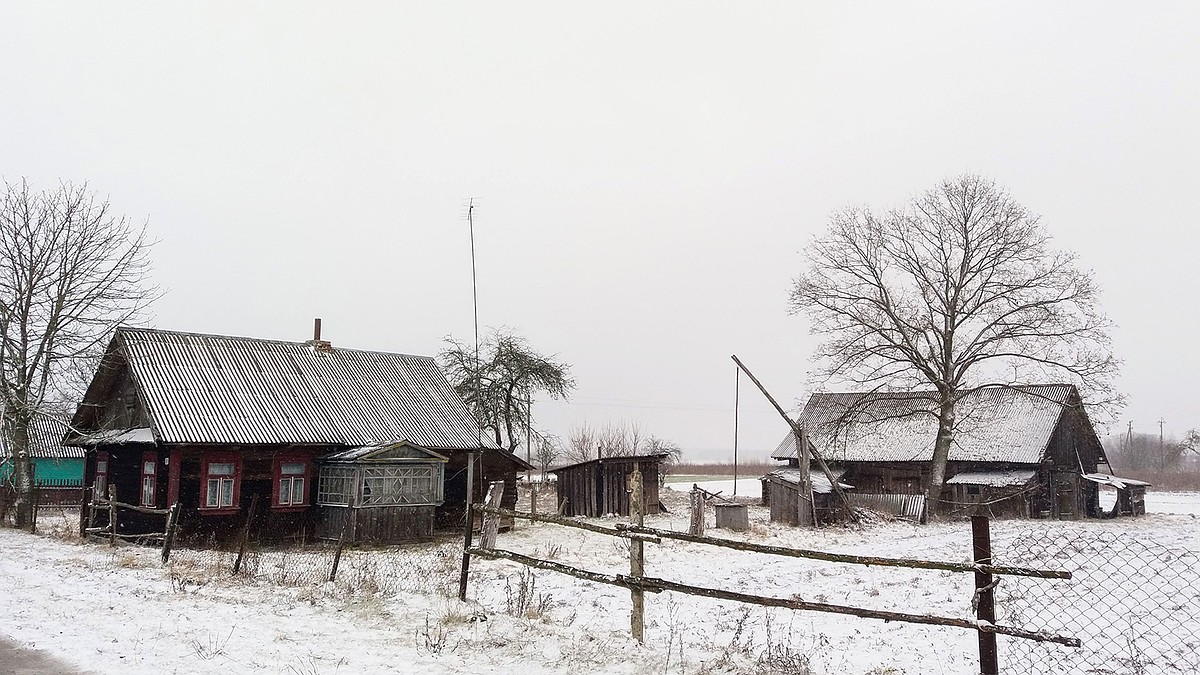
[436, 449, 521, 529]
[842, 463, 924, 494]
[314, 505, 435, 543]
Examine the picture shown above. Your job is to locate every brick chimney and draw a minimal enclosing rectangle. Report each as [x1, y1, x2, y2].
[308, 317, 332, 352]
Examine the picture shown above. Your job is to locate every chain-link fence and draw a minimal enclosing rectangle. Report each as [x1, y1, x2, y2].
[996, 527, 1200, 674]
[166, 539, 462, 597]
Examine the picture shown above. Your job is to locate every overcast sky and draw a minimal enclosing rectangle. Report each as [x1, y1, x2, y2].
[3, 3, 1197, 461]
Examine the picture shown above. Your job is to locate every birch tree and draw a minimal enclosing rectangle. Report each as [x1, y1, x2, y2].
[0, 180, 155, 527]
[789, 175, 1118, 517]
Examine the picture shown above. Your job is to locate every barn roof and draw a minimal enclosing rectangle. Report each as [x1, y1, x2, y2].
[0, 413, 82, 460]
[550, 453, 670, 474]
[68, 327, 498, 451]
[772, 385, 1091, 465]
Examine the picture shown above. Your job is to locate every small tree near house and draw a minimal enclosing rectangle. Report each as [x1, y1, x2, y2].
[440, 329, 575, 455]
[789, 175, 1119, 518]
[0, 179, 156, 527]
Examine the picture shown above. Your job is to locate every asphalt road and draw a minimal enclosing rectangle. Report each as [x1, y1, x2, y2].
[0, 638, 85, 675]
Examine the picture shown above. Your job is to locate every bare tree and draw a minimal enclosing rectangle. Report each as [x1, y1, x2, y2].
[564, 421, 683, 467]
[440, 329, 574, 454]
[0, 179, 156, 526]
[789, 175, 1118, 517]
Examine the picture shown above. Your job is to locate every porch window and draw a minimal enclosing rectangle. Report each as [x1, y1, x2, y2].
[140, 452, 157, 507]
[274, 457, 309, 507]
[317, 466, 355, 506]
[94, 452, 109, 499]
[201, 455, 240, 511]
[361, 465, 442, 506]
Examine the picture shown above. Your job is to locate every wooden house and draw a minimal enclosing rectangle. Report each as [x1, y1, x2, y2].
[1, 414, 84, 502]
[550, 453, 667, 517]
[767, 385, 1137, 520]
[64, 326, 530, 544]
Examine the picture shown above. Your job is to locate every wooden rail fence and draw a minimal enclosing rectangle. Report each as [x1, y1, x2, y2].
[459, 472, 1078, 675]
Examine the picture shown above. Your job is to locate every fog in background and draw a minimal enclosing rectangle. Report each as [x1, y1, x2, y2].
[3, 3, 1197, 461]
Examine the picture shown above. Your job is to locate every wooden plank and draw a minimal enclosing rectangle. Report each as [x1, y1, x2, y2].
[615, 523, 1071, 579]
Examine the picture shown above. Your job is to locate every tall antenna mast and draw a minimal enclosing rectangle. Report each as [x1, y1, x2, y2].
[468, 198, 482, 431]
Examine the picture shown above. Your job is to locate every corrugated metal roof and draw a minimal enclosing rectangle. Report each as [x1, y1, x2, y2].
[773, 385, 1077, 464]
[99, 327, 495, 450]
[1, 414, 83, 460]
[1081, 473, 1152, 489]
[946, 470, 1037, 487]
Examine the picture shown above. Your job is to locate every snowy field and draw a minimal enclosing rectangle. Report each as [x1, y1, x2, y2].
[1, 492, 1196, 674]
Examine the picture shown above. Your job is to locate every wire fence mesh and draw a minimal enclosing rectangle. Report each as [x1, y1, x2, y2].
[996, 526, 1200, 674]
[166, 539, 462, 597]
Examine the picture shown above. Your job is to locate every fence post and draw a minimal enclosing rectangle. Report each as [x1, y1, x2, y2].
[329, 500, 353, 582]
[29, 485, 39, 534]
[972, 515, 999, 675]
[78, 486, 90, 538]
[107, 485, 117, 547]
[232, 494, 258, 575]
[161, 502, 180, 564]
[458, 450, 477, 602]
[689, 485, 706, 536]
[480, 481, 503, 549]
[629, 464, 645, 642]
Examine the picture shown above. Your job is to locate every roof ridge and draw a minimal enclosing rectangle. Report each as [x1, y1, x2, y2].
[116, 325, 436, 360]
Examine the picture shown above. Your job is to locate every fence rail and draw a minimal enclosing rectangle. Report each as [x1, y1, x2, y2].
[462, 501, 1082, 672]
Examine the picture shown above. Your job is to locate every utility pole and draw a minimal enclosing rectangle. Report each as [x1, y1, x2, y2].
[732, 366, 740, 497]
[1158, 418, 1165, 471]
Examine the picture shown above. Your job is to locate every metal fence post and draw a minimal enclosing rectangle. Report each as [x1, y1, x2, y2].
[972, 515, 999, 675]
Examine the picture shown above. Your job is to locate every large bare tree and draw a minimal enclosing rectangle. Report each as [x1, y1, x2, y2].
[0, 180, 155, 526]
[440, 329, 574, 455]
[789, 175, 1118, 517]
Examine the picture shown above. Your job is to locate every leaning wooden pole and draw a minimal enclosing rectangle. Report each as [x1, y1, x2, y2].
[730, 355, 851, 518]
[232, 494, 258, 575]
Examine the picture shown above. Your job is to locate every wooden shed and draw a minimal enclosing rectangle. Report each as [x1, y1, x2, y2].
[551, 453, 667, 517]
[314, 442, 447, 543]
[761, 467, 852, 525]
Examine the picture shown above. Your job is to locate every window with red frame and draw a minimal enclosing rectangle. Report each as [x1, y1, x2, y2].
[274, 456, 309, 507]
[201, 455, 240, 511]
[94, 452, 109, 499]
[140, 452, 157, 506]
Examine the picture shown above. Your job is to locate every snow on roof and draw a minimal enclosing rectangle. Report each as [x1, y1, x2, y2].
[1082, 473, 1152, 489]
[69, 327, 497, 451]
[71, 427, 156, 446]
[762, 466, 852, 494]
[773, 385, 1085, 465]
[945, 470, 1036, 487]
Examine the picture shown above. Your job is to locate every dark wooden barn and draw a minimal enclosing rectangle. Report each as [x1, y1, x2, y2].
[65, 325, 530, 545]
[766, 385, 1141, 521]
[551, 453, 667, 517]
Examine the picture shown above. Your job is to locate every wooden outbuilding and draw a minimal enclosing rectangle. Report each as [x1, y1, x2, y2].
[766, 385, 1122, 521]
[760, 467, 854, 525]
[64, 325, 530, 545]
[551, 453, 668, 517]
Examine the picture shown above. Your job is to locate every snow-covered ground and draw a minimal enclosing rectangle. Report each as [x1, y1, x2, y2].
[1, 492, 1197, 674]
